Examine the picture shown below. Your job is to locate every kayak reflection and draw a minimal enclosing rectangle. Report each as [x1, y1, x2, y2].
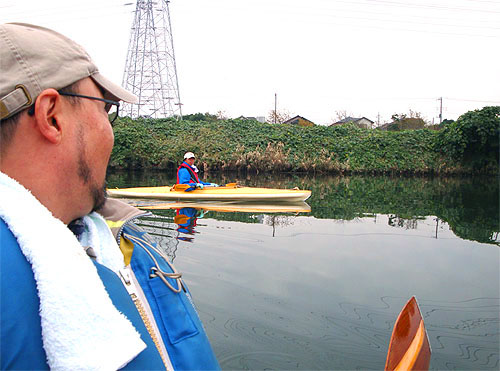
[127, 200, 311, 246]
[136, 200, 311, 214]
[174, 207, 204, 242]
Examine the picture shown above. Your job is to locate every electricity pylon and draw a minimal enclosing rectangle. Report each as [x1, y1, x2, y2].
[121, 0, 182, 119]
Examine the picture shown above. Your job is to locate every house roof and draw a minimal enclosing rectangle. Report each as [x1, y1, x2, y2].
[282, 115, 314, 124]
[334, 116, 374, 125]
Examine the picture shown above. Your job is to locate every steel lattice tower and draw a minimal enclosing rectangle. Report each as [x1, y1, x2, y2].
[122, 0, 182, 118]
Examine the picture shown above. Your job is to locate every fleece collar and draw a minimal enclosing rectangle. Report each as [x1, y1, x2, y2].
[0, 172, 146, 370]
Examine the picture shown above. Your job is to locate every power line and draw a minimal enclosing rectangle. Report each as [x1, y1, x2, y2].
[444, 97, 500, 104]
[363, 0, 500, 13]
[0, 1, 127, 21]
[199, 1, 500, 37]
[314, 10, 500, 31]
[316, 5, 500, 27]
[5, 1, 499, 32]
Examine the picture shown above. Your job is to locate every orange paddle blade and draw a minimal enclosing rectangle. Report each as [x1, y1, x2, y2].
[173, 214, 190, 224]
[172, 184, 193, 191]
[385, 296, 431, 371]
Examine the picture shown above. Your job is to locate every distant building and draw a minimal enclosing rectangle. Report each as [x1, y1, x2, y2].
[282, 115, 315, 127]
[377, 122, 392, 130]
[377, 117, 426, 131]
[237, 115, 266, 123]
[331, 116, 374, 129]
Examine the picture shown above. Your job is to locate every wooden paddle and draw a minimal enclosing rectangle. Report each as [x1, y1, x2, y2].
[385, 296, 431, 371]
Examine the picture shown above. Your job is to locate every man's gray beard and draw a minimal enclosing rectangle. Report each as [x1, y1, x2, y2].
[78, 156, 107, 213]
[76, 126, 107, 213]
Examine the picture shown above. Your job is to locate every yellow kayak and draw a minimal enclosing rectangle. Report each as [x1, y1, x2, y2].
[107, 184, 312, 202]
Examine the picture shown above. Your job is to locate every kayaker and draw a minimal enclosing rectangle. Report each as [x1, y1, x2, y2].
[0, 23, 219, 370]
[177, 151, 218, 188]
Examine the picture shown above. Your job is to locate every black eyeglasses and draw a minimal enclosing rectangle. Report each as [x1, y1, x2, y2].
[58, 92, 120, 124]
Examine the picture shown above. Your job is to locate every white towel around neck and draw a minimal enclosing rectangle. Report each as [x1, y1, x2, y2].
[0, 172, 146, 370]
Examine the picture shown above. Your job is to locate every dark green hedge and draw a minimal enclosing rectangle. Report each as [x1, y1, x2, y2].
[110, 106, 499, 175]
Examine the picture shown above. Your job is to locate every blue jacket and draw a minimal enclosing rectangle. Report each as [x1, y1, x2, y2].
[101, 198, 220, 370]
[0, 219, 163, 370]
[120, 223, 219, 370]
[177, 162, 211, 186]
[1, 198, 219, 370]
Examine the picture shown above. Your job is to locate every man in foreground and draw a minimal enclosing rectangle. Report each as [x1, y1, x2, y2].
[0, 23, 218, 370]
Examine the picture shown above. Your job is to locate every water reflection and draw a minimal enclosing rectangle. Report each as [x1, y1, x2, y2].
[133, 214, 180, 261]
[125, 199, 312, 241]
[107, 171, 499, 245]
[175, 207, 201, 242]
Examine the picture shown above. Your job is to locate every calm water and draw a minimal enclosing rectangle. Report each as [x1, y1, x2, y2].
[107, 171, 499, 370]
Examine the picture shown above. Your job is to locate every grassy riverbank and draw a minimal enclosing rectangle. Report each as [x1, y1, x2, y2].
[110, 106, 499, 175]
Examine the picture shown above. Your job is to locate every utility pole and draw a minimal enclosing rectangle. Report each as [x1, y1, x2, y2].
[438, 97, 443, 124]
[274, 93, 277, 124]
[122, 0, 182, 119]
[377, 112, 381, 128]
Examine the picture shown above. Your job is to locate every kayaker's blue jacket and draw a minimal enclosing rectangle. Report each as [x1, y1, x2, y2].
[177, 162, 211, 186]
[1, 198, 219, 370]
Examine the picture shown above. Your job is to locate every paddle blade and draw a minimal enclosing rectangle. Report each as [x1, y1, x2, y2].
[174, 215, 190, 224]
[224, 182, 238, 188]
[385, 296, 431, 371]
[172, 184, 193, 192]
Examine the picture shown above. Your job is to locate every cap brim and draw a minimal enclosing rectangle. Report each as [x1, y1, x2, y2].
[91, 73, 138, 103]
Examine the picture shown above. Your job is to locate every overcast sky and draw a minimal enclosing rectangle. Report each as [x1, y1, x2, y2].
[2, 0, 499, 125]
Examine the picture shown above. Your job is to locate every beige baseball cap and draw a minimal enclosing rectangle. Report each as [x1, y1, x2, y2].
[0, 23, 137, 121]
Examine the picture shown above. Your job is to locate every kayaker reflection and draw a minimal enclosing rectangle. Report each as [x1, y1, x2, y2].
[175, 207, 206, 241]
[177, 152, 219, 190]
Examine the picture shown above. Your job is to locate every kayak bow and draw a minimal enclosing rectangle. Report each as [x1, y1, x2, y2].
[385, 296, 431, 371]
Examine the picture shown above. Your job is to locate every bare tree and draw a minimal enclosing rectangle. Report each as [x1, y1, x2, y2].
[215, 110, 228, 120]
[267, 109, 292, 124]
[329, 110, 354, 125]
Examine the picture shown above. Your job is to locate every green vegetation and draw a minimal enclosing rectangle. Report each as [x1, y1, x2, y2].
[110, 106, 499, 175]
[435, 106, 499, 170]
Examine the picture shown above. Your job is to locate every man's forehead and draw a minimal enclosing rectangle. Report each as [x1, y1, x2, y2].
[79, 77, 105, 98]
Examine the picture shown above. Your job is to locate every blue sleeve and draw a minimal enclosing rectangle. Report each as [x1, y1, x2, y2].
[177, 168, 192, 184]
[1, 219, 48, 370]
[0, 219, 164, 371]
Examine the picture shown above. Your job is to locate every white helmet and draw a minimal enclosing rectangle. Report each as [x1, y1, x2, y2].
[183, 152, 195, 160]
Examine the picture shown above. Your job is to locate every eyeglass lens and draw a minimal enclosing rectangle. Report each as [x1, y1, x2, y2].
[106, 103, 119, 124]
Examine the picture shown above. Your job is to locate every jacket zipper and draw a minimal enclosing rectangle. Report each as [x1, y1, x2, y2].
[114, 212, 152, 246]
[119, 267, 173, 370]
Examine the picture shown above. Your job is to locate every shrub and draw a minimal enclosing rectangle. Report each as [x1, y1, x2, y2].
[436, 106, 499, 162]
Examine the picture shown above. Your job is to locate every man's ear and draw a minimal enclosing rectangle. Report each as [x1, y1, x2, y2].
[33, 89, 64, 144]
